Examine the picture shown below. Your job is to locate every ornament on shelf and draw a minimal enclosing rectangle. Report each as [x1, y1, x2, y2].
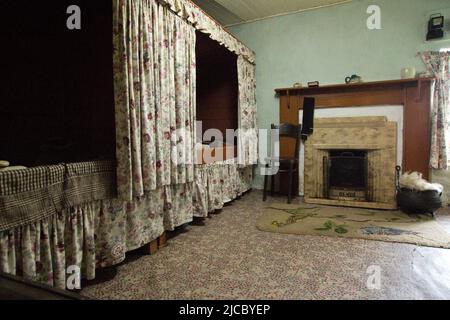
[345, 75, 363, 84]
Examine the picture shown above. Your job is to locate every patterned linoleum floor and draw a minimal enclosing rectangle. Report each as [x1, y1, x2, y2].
[82, 191, 450, 300]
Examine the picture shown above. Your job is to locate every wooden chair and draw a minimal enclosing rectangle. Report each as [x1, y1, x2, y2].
[263, 123, 302, 204]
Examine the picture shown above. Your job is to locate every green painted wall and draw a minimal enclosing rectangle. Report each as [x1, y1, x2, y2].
[228, 0, 450, 189]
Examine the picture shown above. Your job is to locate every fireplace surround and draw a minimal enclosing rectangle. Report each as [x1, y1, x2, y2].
[304, 116, 397, 210]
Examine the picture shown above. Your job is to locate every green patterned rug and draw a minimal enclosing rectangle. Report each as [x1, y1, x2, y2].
[257, 203, 450, 249]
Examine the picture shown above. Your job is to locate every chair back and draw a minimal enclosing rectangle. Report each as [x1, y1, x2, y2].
[271, 123, 301, 160]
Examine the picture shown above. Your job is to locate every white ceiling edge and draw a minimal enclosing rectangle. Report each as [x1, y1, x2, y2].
[224, 0, 352, 28]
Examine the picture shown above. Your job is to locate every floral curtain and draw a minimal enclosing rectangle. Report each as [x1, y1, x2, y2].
[237, 56, 258, 167]
[421, 51, 450, 170]
[114, 0, 196, 201]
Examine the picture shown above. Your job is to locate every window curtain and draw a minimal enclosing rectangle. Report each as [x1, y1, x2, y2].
[113, 0, 196, 201]
[237, 56, 258, 167]
[421, 51, 450, 170]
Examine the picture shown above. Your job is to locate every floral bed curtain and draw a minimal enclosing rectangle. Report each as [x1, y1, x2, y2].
[114, 0, 196, 201]
[421, 51, 450, 170]
[237, 56, 258, 166]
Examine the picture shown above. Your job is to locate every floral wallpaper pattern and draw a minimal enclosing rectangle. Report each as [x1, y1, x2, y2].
[421, 51, 450, 170]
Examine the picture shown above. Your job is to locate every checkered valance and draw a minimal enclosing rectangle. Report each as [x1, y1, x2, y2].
[0, 160, 116, 231]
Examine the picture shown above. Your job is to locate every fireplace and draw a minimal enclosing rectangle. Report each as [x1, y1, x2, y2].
[304, 116, 398, 210]
[324, 150, 369, 201]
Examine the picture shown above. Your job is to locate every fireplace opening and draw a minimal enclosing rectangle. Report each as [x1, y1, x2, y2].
[324, 150, 369, 201]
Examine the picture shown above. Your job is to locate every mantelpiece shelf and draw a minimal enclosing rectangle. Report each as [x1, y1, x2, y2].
[275, 77, 435, 95]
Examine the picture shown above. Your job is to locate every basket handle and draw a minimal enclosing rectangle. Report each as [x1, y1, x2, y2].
[396, 166, 402, 191]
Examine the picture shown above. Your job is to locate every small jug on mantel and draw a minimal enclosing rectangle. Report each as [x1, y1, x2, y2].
[345, 75, 362, 84]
